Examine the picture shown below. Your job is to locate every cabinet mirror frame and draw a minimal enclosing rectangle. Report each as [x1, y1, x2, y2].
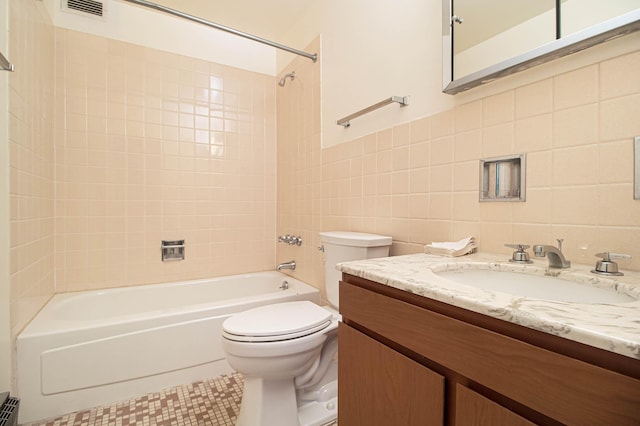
[442, 3, 640, 95]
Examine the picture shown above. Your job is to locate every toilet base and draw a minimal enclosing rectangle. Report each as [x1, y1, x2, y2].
[297, 381, 337, 426]
[297, 359, 338, 426]
[236, 359, 338, 426]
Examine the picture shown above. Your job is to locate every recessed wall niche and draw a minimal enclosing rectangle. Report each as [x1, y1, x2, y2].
[480, 154, 526, 202]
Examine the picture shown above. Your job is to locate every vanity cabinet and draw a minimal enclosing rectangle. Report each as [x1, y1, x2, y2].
[338, 274, 640, 425]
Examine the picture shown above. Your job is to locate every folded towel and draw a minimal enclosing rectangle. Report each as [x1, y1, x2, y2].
[425, 237, 477, 257]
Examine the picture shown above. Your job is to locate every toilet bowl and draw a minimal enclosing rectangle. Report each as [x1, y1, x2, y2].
[221, 231, 392, 426]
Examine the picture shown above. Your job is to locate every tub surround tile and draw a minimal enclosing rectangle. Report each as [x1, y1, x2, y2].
[337, 253, 640, 359]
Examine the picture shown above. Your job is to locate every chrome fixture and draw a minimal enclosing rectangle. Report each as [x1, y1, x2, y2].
[276, 260, 296, 271]
[161, 240, 185, 261]
[337, 96, 410, 128]
[505, 244, 532, 264]
[278, 71, 295, 87]
[533, 239, 571, 269]
[122, 0, 318, 62]
[279, 280, 289, 290]
[278, 234, 302, 246]
[591, 252, 632, 276]
[0, 52, 14, 72]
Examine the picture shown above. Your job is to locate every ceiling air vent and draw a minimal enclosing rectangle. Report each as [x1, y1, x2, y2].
[62, 0, 107, 19]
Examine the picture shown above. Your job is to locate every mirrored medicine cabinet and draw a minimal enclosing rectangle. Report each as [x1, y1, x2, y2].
[443, 0, 640, 94]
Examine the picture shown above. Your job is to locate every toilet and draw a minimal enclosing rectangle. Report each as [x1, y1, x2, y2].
[221, 231, 392, 426]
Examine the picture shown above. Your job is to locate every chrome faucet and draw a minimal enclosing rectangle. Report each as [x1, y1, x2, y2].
[276, 260, 296, 271]
[533, 239, 571, 268]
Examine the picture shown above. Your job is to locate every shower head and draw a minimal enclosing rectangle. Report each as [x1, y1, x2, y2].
[278, 71, 295, 87]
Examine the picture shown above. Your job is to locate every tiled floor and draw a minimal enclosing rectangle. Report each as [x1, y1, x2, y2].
[24, 374, 244, 426]
[23, 374, 338, 426]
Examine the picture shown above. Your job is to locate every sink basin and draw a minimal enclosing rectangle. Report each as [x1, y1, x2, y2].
[436, 268, 637, 304]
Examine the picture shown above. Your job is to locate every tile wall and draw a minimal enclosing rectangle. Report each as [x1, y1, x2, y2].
[276, 38, 324, 290]
[8, 0, 56, 341]
[277, 48, 640, 295]
[54, 29, 277, 292]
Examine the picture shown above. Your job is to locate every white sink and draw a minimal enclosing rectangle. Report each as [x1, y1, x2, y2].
[436, 268, 637, 304]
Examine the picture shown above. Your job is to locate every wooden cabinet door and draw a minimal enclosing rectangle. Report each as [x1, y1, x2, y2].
[338, 323, 444, 426]
[455, 384, 535, 426]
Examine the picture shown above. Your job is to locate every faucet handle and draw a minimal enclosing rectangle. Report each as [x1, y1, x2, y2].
[595, 252, 632, 261]
[592, 252, 632, 276]
[505, 244, 533, 264]
[505, 243, 530, 251]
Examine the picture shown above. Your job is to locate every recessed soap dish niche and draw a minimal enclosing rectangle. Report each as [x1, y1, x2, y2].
[480, 154, 525, 202]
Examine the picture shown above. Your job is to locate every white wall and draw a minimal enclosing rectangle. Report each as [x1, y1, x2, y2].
[46, 0, 276, 75]
[0, 0, 11, 392]
[278, 0, 640, 148]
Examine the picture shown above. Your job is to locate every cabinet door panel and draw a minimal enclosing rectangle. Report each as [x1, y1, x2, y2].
[338, 323, 444, 426]
[455, 384, 535, 426]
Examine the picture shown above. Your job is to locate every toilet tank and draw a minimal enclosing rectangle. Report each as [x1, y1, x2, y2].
[319, 231, 392, 308]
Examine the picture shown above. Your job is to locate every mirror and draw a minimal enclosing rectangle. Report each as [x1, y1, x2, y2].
[443, 1, 640, 94]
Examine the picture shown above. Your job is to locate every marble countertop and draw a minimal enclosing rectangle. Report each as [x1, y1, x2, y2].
[336, 253, 640, 359]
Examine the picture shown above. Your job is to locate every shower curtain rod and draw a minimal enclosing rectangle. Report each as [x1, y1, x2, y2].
[122, 0, 318, 63]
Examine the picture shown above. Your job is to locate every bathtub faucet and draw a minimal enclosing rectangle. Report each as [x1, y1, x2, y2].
[277, 260, 296, 271]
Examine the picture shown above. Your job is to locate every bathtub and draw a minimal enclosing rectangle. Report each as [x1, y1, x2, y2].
[16, 271, 320, 424]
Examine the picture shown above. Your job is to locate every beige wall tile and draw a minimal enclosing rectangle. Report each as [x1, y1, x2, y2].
[430, 137, 454, 165]
[431, 109, 454, 138]
[411, 116, 431, 143]
[600, 94, 640, 142]
[597, 184, 639, 227]
[515, 79, 553, 118]
[430, 164, 452, 192]
[454, 130, 481, 162]
[600, 50, 640, 100]
[482, 123, 514, 158]
[553, 104, 599, 148]
[551, 187, 598, 225]
[453, 162, 478, 192]
[552, 145, 598, 186]
[453, 192, 480, 221]
[483, 91, 514, 127]
[455, 100, 482, 132]
[429, 193, 452, 220]
[515, 114, 553, 153]
[598, 139, 633, 184]
[512, 188, 551, 224]
[553, 65, 599, 110]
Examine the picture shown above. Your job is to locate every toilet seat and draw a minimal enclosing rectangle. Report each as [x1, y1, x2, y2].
[222, 301, 333, 343]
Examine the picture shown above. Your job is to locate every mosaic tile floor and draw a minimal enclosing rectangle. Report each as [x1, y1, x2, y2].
[24, 373, 244, 426]
[23, 373, 338, 426]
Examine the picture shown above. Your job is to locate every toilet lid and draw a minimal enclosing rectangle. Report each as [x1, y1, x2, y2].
[222, 301, 333, 342]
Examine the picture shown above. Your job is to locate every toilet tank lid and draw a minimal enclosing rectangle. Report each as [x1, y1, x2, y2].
[319, 231, 392, 247]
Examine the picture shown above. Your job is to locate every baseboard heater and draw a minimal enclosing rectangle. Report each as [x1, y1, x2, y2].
[0, 392, 19, 426]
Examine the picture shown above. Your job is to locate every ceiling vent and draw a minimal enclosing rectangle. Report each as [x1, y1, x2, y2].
[61, 0, 108, 20]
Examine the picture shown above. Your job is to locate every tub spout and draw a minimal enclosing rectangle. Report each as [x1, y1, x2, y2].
[277, 260, 296, 271]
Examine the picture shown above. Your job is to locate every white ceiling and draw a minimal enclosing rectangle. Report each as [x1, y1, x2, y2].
[149, 0, 314, 41]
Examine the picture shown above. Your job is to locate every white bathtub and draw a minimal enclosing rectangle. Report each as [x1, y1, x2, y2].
[16, 272, 320, 424]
